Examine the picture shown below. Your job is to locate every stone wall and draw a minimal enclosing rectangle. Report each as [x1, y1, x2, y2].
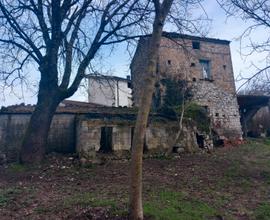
[131, 34, 236, 102]
[192, 81, 242, 140]
[0, 113, 76, 161]
[76, 114, 199, 162]
[0, 109, 208, 163]
[130, 33, 242, 140]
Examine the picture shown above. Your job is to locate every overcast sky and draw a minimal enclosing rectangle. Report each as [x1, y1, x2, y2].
[0, 0, 265, 107]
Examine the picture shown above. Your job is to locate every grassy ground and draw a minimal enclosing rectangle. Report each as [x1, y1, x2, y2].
[0, 138, 270, 219]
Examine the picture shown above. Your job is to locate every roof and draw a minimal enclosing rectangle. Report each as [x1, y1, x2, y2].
[0, 100, 176, 122]
[161, 32, 231, 45]
[60, 100, 105, 108]
[0, 100, 134, 114]
[130, 32, 231, 68]
[137, 32, 230, 45]
[86, 74, 131, 82]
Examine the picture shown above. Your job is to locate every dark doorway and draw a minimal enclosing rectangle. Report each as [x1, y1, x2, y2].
[131, 127, 135, 148]
[196, 133, 204, 148]
[99, 127, 113, 153]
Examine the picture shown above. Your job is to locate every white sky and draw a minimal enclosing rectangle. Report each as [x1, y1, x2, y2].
[0, 0, 266, 107]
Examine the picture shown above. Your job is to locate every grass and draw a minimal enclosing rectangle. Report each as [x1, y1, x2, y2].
[144, 190, 218, 220]
[260, 171, 270, 184]
[0, 187, 22, 207]
[254, 202, 270, 220]
[3, 138, 270, 219]
[7, 163, 28, 173]
[63, 192, 117, 208]
[34, 192, 118, 214]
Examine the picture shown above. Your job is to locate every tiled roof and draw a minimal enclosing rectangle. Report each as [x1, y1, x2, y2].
[0, 100, 136, 114]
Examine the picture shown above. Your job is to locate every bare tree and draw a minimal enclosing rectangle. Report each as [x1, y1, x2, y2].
[129, 0, 173, 219]
[217, 0, 270, 92]
[129, 0, 209, 218]
[0, 0, 151, 164]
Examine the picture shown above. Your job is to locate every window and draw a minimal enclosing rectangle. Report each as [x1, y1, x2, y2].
[199, 60, 211, 79]
[192, 41, 200, 50]
[127, 81, 132, 88]
[167, 60, 171, 65]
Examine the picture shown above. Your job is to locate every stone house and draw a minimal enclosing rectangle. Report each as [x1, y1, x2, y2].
[87, 75, 132, 107]
[0, 33, 244, 163]
[131, 32, 242, 142]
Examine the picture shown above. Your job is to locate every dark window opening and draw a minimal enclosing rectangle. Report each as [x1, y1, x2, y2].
[127, 82, 132, 88]
[215, 113, 219, 117]
[131, 127, 135, 148]
[199, 60, 211, 79]
[99, 127, 113, 153]
[196, 133, 204, 148]
[215, 139, 224, 146]
[167, 60, 172, 65]
[192, 77, 196, 82]
[190, 62, 196, 67]
[212, 129, 224, 147]
[192, 41, 200, 50]
[223, 65, 226, 70]
[143, 136, 148, 153]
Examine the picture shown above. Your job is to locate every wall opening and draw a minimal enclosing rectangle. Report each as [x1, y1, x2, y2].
[196, 133, 204, 148]
[192, 41, 200, 49]
[212, 130, 224, 147]
[143, 136, 148, 153]
[99, 127, 113, 153]
[131, 127, 135, 148]
[199, 59, 211, 79]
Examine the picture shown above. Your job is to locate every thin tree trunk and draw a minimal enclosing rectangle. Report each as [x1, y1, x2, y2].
[20, 84, 60, 164]
[129, 1, 173, 219]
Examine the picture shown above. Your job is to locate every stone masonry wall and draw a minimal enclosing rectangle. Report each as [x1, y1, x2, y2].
[131, 35, 236, 105]
[0, 113, 76, 161]
[157, 37, 236, 94]
[192, 81, 242, 140]
[131, 34, 242, 140]
[0, 110, 204, 163]
[76, 115, 197, 162]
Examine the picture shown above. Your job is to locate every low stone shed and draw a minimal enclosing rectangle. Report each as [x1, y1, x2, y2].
[0, 102, 195, 163]
[76, 113, 181, 161]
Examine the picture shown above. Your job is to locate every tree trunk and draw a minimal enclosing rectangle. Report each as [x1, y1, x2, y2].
[20, 82, 60, 164]
[129, 1, 173, 219]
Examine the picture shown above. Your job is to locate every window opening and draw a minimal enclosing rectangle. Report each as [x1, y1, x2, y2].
[199, 60, 211, 79]
[192, 41, 200, 49]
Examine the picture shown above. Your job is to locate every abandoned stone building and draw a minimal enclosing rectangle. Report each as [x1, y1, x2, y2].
[87, 75, 132, 107]
[0, 102, 183, 163]
[0, 32, 244, 163]
[131, 32, 242, 142]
